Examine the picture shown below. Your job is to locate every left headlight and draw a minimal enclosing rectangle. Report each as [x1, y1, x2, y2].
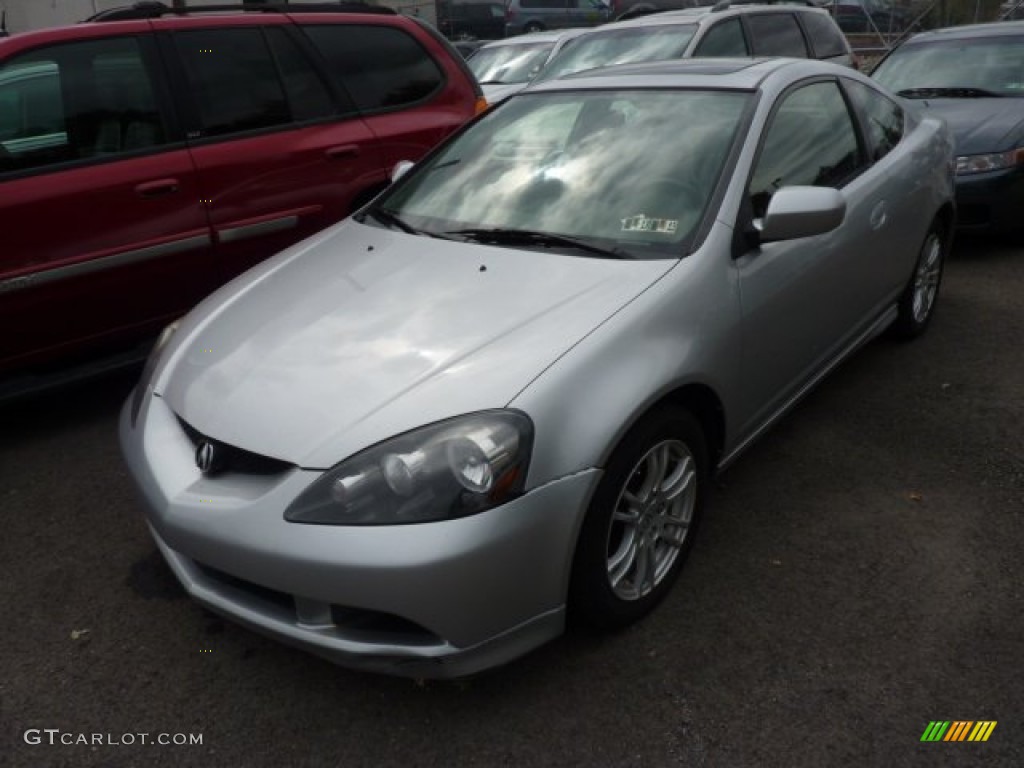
[956, 147, 1024, 176]
[285, 411, 534, 526]
[129, 320, 180, 426]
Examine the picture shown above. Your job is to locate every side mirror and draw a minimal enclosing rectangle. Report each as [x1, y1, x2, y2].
[755, 186, 846, 243]
[390, 160, 415, 184]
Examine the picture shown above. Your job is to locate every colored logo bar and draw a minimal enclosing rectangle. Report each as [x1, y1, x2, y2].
[921, 721, 997, 742]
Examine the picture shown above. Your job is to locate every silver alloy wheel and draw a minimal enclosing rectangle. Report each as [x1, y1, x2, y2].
[606, 439, 697, 601]
[912, 232, 942, 323]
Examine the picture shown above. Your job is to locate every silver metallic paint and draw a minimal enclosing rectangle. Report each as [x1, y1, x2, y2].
[121, 60, 954, 676]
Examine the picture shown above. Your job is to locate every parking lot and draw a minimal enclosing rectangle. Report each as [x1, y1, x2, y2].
[1, 233, 1020, 767]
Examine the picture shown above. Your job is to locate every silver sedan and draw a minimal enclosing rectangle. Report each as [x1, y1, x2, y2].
[120, 58, 954, 678]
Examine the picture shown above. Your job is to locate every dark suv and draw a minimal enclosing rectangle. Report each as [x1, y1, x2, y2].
[0, 2, 484, 380]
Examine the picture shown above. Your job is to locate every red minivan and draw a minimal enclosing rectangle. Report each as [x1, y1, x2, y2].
[0, 3, 484, 382]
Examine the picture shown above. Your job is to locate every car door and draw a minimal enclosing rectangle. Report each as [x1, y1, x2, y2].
[733, 78, 892, 439]
[162, 19, 385, 282]
[298, 22, 465, 175]
[0, 30, 213, 372]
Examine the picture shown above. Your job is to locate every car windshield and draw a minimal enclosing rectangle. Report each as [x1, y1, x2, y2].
[872, 35, 1024, 97]
[469, 42, 556, 84]
[536, 25, 698, 82]
[372, 88, 751, 258]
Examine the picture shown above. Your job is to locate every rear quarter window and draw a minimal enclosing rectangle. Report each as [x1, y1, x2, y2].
[746, 13, 809, 58]
[799, 12, 849, 59]
[694, 18, 749, 57]
[844, 78, 904, 161]
[302, 25, 445, 112]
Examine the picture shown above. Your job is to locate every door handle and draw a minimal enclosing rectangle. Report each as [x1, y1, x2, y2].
[135, 178, 180, 198]
[325, 144, 360, 160]
[869, 201, 888, 230]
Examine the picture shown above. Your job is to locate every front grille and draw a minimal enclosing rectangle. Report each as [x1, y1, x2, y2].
[196, 562, 294, 617]
[177, 417, 292, 475]
[330, 606, 441, 647]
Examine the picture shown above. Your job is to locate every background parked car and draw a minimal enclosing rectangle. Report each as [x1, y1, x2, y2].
[437, 0, 507, 40]
[871, 20, 1024, 234]
[829, 0, 919, 34]
[534, 3, 854, 83]
[0, 3, 484, 381]
[505, 0, 611, 35]
[469, 28, 588, 100]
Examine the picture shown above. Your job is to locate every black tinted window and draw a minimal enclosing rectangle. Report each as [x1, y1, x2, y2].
[799, 11, 848, 59]
[694, 19, 748, 57]
[176, 29, 290, 137]
[747, 13, 808, 58]
[750, 81, 862, 217]
[0, 36, 167, 175]
[303, 25, 444, 111]
[845, 79, 903, 161]
[265, 28, 339, 121]
[521, 0, 567, 8]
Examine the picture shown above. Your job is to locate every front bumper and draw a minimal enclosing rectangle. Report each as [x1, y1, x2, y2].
[955, 164, 1024, 233]
[120, 394, 600, 678]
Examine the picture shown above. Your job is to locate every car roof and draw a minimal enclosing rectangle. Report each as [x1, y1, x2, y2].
[479, 28, 589, 47]
[899, 19, 1024, 43]
[608, 2, 831, 28]
[525, 56, 831, 92]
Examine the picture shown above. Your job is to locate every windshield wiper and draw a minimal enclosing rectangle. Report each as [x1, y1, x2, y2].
[897, 86, 1004, 99]
[362, 208, 453, 239]
[445, 227, 631, 259]
[478, 79, 508, 85]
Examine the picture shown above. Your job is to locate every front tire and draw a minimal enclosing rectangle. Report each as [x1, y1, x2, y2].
[569, 407, 707, 629]
[890, 220, 946, 339]
[524, 21, 544, 33]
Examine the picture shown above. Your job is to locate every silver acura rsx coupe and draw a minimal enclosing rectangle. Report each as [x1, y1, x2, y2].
[121, 58, 954, 678]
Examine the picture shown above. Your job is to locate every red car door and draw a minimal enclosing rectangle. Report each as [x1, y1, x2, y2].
[160, 17, 386, 281]
[298, 20, 482, 173]
[0, 26, 214, 372]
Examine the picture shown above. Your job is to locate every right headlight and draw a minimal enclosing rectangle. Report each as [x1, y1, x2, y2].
[285, 411, 533, 526]
[129, 320, 180, 426]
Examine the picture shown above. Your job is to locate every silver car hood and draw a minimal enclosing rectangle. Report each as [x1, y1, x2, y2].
[160, 221, 672, 468]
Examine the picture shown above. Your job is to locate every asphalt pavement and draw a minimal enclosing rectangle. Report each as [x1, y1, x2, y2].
[1, 236, 1021, 767]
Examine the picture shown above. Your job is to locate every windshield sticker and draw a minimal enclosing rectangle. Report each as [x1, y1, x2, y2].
[621, 214, 678, 235]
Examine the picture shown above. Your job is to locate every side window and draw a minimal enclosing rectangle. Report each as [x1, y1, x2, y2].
[845, 79, 904, 161]
[175, 28, 290, 137]
[302, 25, 444, 112]
[694, 19, 749, 57]
[798, 12, 848, 60]
[749, 81, 862, 218]
[264, 28, 338, 122]
[0, 36, 167, 175]
[746, 13, 809, 58]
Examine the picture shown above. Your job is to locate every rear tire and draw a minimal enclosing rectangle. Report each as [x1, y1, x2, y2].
[889, 220, 946, 339]
[569, 406, 707, 629]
